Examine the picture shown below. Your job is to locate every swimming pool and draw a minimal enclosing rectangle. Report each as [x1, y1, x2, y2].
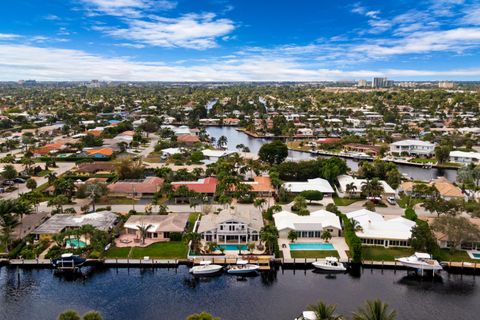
[217, 244, 248, 251]
[289, 243, 335, 251]
[65, 239, 87, 249]
[471, 252, 480, 259]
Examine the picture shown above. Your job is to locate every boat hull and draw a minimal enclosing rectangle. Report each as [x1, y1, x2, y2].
[396, 259, 443, 271]
[189, 265, 223, 275]
[227, 265, 260, 275]
[312, 262, 346, 272]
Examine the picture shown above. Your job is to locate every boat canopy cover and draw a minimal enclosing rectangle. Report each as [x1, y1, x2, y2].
[302, 311, 317, 320]
[414, 252, 432, 259]
[61, 253, 73, 258]
[325, 257, 339, 262]
[236, 259, 248, 265]
[199, 261, 212, 265]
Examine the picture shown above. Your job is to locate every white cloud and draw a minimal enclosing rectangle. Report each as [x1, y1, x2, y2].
[81, 0, 177, 17]
[0, 33, 21, 40]
[95, 13, 235, 49]
[0, 44, 478, 81]
[44, 14, 61, 21]
[462, 4, 480, 25]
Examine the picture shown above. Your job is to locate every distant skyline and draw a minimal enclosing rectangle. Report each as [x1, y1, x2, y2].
[1, 0, 480, 81]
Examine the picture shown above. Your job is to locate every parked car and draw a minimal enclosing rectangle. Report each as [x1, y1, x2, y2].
[0, 188, 5, 193]
[387, 196, 396, 205]
[13, 177, 26, 183]
[3, 180, 15, 186]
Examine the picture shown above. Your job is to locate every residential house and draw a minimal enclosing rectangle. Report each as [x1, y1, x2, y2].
[82, 147, 114, 159]
[431, 177, 464, 200]
[177, 134, 200, 145]
[284, 178, 335, 197]
[32, 211, 118, 240]
[243, 176, 275, 197]
[346, 209, 415, 247]
[449, 150, 480, 165]
[337, 175, 395, 198]
[76, 162, 115, 174]
[122, 213, 189, 244]
[390, 140, 436, 157]
[108, 177, 164, 198]
[171, 177, 218, 202]
[422, 217, 480, 250]
[197, 210, 264, 243]
[274, 210, 342, 239]
[344, 144, 381, 156]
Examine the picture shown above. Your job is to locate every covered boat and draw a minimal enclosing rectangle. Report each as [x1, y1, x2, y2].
[312, 257, 346, 271]
[52, 253, 86, 270]
[189, 261, 223, 275]
[226, 259, 260, 274]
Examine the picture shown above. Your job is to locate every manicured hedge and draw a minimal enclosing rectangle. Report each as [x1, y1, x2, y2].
[337, 212, 362, 263]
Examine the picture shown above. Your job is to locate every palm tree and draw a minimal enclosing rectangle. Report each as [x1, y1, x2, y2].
[287, 230, 298, 243]
[136, 223, 153, 245]
[0, 199, 33, 251]
[217, 135, 228, 149]
[307, 301, 343, 320]
[82, 311, 104, 320]
[361, 178, 384, 200]
[183, 231, 202, 253]
[57, 310, 81, 320]
[346, 182, 357, 197]
[321, 230, 332, 243]
[349, 218, 363, 232]
[47, 172, 57, 184]
[260, 224, 279, 254]
[352, 300, 397, 320]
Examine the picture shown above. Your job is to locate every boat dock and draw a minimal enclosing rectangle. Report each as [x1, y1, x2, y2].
[193, 256, 272, 271]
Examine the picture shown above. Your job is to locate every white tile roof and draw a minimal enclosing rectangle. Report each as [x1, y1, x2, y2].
[273, 210, 341, 232]
[346, 209, 415, 240]
[337, 175, 395, 194]
[284, 178, 335, 194]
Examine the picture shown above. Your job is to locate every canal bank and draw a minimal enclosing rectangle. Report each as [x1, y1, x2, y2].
[0, 265, 478, 320]
[205, 126, 458, 181]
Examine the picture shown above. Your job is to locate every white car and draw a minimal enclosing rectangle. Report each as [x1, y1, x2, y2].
[387, 196, 396, 205]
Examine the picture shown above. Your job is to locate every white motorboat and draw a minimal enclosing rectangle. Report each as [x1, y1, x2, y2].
[396, 252, 443, 273]
[189, 261, 223, 275]
[294, 311, 317, 320]
[312, 257, 346, 271]
[226, 259, 260, 275]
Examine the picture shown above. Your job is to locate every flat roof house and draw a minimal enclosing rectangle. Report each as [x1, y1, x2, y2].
[284, 178, 335, 196]
[274, 209, 342, 239]
[122, 213, 189, 245]
[390, 139, 436, 157]
[32, 211, 118, 240]
[197, 210, 264, 243]
[449, 150, 480, 165]
[346, 209, 415, 247]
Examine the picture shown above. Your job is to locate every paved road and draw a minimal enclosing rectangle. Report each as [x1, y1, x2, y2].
[1, 162, 76, 200]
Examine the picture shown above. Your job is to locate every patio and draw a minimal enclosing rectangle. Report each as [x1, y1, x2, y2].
[115, 233, 171, 248]
[278, 237, 349, 260]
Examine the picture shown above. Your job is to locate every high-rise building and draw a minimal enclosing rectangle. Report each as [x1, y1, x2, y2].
[372, 77, 392, 88]
[438, 81, 455, 89]
[357, 79, 367, 87]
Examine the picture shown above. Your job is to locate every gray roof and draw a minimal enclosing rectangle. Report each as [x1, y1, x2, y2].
[32, 212, 118, 235]
[197, 209, 264, 233]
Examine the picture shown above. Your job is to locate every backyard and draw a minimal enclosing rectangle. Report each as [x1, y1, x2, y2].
[333, 196, 360, 206]
[361, 246, 414, 261]
[105, 242, 188, 259]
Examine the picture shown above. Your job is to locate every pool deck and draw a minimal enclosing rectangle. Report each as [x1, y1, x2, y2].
[279, 238, 349, 260]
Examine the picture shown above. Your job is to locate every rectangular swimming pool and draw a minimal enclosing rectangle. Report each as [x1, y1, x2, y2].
[217, 244, 248, 251]
[289, 243, 335, 251]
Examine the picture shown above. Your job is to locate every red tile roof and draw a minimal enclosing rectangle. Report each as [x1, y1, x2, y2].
[172, 177, 218, 194]
[177, 134, 200, 143]
[108, 177, 164, 194]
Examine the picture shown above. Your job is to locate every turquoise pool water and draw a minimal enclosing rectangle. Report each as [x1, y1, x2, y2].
[66, 239, 87, 249]
[289, 243, 335, 251]
[472, 252, 480, 259]
[217, 244, 248, 251]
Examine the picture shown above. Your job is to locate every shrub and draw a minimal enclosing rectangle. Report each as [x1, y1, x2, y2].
[334, 211, 362, 263]
[169, 232, 183, 241]
[404, 207, 418, 221]
[89, 250, 101, 259]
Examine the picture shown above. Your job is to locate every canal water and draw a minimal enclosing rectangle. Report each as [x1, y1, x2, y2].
[0, 266, 477, 320]
[205, 127, 458, 182]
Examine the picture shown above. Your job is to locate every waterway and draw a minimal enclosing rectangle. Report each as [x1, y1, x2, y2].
[0, 266, 477, 320]
[205, 126, 458, 182]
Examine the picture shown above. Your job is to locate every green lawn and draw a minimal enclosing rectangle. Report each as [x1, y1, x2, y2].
[435, 249, 477, 263]
[98, 197, 137, 205]
[36, 170, 52, 177]
[290, 250, 340, 259]
[130, 242, 188, 259]
[188, 212, 200, 232]
[104, 246, 132, 258]
[409, 158, 436, 164]
[333, 196, 360, 206]
[362, 246, 414, 261]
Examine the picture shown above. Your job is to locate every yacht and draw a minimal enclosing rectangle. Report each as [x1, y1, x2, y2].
[226, 259, 260, 275]
[294, 311, 317, 320]
[312, 257, 346, 272]
[396, 252, 443, 274]
[52, 253, 86, 270]
[189, 261, 223, 275]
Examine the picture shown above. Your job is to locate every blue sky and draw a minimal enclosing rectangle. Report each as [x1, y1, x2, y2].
[0, 0, 479, 81]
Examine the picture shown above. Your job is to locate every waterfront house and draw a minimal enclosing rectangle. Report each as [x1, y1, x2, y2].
[389, 140, 436, 157]
[337, 175, 395, 198]
[201, 149, 236, 163]
[108, 177, 164, 198]
[32, 211, 118, 241]
[421, 217, 480, 251]
[344, 143, 380, 156]
[431, 177, 464, 200]
[176, 134, 200, 145]
[449, 150, 480, 165]
[284, 178, 335, 197]
[121, 213, 189, 245]
[346, 209, 415, 247]
[197, 210, 263, 243]
[274, 210, 342, 239]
